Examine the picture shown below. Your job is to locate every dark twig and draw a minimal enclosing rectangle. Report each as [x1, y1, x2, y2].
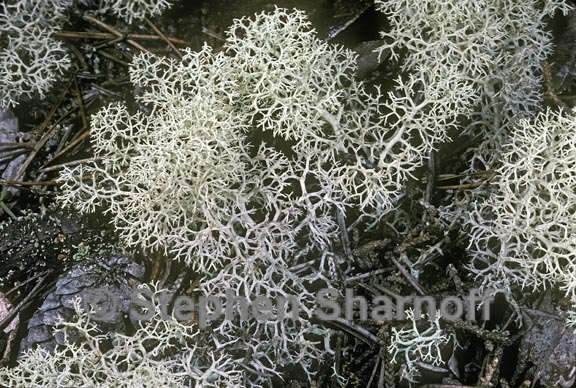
[329, 317, 384, 346]
[327, 4, 372, 40]
[0, 142, 34, 150]
[542, 61, 568, 108]
[0, 149, 26, 163]
[437, 170, 497, 191]
[390, 255, 426, 296]
[95, 50, 131, 67]
[73, 77, 88, 130]
[68, 45, 89, 71]
[367, 359, 381, 388]
[425, 150, 436, 204]
[159, 258, 172, 290]
[40, 158, 97, 174]
[337, 209, 353, 259]
[54, 31, 187, 45]
[333, 333, 343, 385]
[5, 270, 51, 298]
[0, 179, 59, 187]
[145, 18, 182, 58]
[44, 129, 91, 166]
[55, 124, 75, 155]
[14, 88, 70, 181]
[0, 271, 53, 332]
[433, 170, 496, 183]
[378, 361, 386, 388]
[94, 36, 124, 50]
[437, 181, 494, 190]
[345, 268, 394, 284]
[82, 15, 149, 53]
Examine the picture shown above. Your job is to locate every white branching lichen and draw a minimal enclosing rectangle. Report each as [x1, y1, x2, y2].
[58, 9, 373, 383]
[376, 0, 570, 164]
[389, 309, 454, 383]
[0, 0, 72, 30]
[0, 0, 175, 107]
[3, 0, 573, 385]
[59, 45, 298, 273]
[0, 0, 72, 108]
[90, 0, 174, 23]
[0, 287, 243, 387]
[54, 8, 493, 382]
[29, 2, 574, 384]
[59, 7, 462, 268]
[53, 6, 481, 383]
[466, 109, 576, 297]
[378, 0, 576, 317]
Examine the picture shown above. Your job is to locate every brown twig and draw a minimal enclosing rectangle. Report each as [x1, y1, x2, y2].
[44, 129, 91, 166]
[389, 255, 426, 296]
[145, 17, 182, 58]
[94, 36, 124, 50]
[53, 91, 96, 155]
[0, 271, 53, 333]
[54, 31, 187, 45]
[5, 270, 51, 298]
[542, 61, 568, 109]
[0, 179, 59, 187]
[437, 181, 493, 190]
[82, 15, 150, 53]
[14, 88, 70, 181]
[0, 149, 26, 163]
[95, 50, 131, 67]
[425, 150, 436, 204]
[0, 142, 34, 150]
[433, 170, 496, 183]
[68, 44, 89, 70]
[73, 77, 88, 130]
[40, 158, 98, 174]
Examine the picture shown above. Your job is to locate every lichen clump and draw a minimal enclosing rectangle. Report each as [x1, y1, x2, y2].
[0, 0, 175, 108]
[0, 289, 243, 387]
[0, 0, 72, 108]
[467, 109, 576, 296]
[1, 0, 574, 385]
[59, 8, 445, 270]
[376, 0, 570, 163]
